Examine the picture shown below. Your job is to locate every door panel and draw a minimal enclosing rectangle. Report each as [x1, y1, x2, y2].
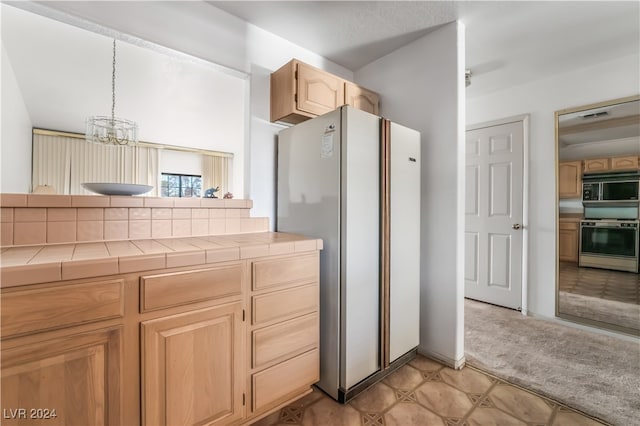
[465, 232, 479, 283]
[388, 122, 421, 363]
[141, 303, 243, 426]
[465, 120, 524, 309]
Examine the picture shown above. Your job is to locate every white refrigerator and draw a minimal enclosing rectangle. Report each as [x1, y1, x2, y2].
[276, 106, 420, 402]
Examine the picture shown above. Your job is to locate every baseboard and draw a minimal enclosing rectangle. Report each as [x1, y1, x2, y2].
[417, 347, 465, 370]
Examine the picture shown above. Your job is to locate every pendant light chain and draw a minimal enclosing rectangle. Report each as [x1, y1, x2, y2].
[85, 38, 138, 145]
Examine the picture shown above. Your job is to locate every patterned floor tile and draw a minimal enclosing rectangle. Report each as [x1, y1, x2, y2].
[559, 262, 639, 305]
[414, 381, 474, 418]
[382, 364, 424, 390]
[439, 365, 493, 394]
[350, 382, 396, 413]
[361, 412, 385, 426]
[394, 389, 417, 403]
[488, 384, 553, 424]
[252, 354, 607, 426]
[466, 407, 527, 426]
[384, 402, 444, 426]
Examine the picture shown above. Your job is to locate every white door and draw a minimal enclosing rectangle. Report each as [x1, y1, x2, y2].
[465, 119, 524, 310]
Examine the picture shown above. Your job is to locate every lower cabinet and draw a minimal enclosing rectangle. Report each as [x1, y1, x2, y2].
[559, 220, 579, 263]
[246, 253, 320, 421]
[0, 250, 320, 426]
[1, 325, 123, 426]
[141, 302, 244, 426]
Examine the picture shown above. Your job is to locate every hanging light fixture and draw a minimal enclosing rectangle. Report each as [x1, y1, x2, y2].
[86, 39, 138, 145]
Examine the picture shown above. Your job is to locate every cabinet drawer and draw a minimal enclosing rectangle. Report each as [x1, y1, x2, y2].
[140, 263, 242, 312]
[1, 279, 124, 338]
[253, 313, 318, 368]
[559, 220, 579, 231]
[252, 283, 318, 325]
[252, 254, 318, 291]
[252, 349, 319, 412]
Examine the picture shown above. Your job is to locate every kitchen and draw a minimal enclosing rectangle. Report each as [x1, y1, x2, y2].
[1, 1, 639, 426]
[557, 96, 640, 334]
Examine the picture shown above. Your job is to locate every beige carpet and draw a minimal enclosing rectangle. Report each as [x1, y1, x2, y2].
[464, 298, 640, 426]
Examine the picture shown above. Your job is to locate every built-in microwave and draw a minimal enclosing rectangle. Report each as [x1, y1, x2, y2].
[582, 171, 640, 205]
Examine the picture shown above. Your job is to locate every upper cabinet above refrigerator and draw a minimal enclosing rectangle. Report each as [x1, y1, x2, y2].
[270, 59, 380, 124]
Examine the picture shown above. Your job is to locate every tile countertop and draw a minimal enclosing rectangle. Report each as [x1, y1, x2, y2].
[0, 232, 323, 288]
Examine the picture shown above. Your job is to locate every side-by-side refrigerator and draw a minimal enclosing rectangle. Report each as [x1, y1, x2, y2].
[276, 105, 420, 402]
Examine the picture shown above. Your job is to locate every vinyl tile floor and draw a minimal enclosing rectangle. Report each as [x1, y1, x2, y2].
[559, 262, 639, 304]
[250, 355, 607, 426]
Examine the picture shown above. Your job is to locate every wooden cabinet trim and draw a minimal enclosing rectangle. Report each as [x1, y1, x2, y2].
[1, 279, 124, 338]
[140, 263, 242, 313]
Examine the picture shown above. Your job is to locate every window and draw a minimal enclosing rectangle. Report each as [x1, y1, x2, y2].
[161, 173, 202, 197]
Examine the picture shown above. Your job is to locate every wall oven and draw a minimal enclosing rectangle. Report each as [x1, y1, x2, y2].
[579, 220, 639, 273]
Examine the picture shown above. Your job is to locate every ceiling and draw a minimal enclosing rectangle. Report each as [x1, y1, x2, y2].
[210, 1, 640, 98]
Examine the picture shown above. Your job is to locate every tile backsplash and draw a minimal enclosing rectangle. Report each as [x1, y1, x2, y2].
[0, 194, 268, 246]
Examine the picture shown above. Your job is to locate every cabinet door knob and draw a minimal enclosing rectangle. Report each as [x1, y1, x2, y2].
[512, 223, 522, 230]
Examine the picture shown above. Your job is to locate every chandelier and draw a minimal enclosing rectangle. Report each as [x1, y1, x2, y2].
[86, 39, 138, 145]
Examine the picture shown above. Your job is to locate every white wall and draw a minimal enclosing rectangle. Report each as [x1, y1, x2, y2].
[355, 22, 466, 367]
[9, 2, 353, 228]
[467, 53, 640, 319]
[1, 44, 32, 193]
[2, 4, 246, 196]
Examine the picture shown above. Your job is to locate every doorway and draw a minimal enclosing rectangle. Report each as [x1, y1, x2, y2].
[464, 115, 528, 311]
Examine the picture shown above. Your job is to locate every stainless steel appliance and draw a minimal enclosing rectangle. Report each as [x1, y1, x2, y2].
[276, 106, 420, 402]
[582, 171, 640, 219]
[579, 219, 639, 273]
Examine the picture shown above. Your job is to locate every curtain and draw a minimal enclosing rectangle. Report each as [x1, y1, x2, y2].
[202, 154, 230, 196]
[32, 133, 159, 195]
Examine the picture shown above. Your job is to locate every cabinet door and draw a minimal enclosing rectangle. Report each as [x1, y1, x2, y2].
[345, 82, 380, 115]
[558, 229, 578, 262]
[558, 161, 582, 198]
[610, 155, 639, 171]
[142, 303, 244, 426]
[296, 62, 344, 116]
[583, 158, 609, 173]
[1, 326, 122, 426]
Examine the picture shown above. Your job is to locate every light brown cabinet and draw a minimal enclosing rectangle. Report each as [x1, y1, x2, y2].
[610, 155, 639, 171]
[583, 155, 639, 173]
[558, 161, 583, 198]
[1, 325, 123, 426]
[246, 253, 320, 420]
[142, 303, 244, 426]
[271, 59, 380, 124]
[558, 219, 580, 263]
[0, 250, 320, 426]
[345, 81, 380, 115]
[583, 158, 609, 173]
[1, 278, 125, 425]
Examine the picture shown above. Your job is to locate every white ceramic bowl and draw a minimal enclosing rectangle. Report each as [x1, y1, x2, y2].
[81, 182, 153, 196]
